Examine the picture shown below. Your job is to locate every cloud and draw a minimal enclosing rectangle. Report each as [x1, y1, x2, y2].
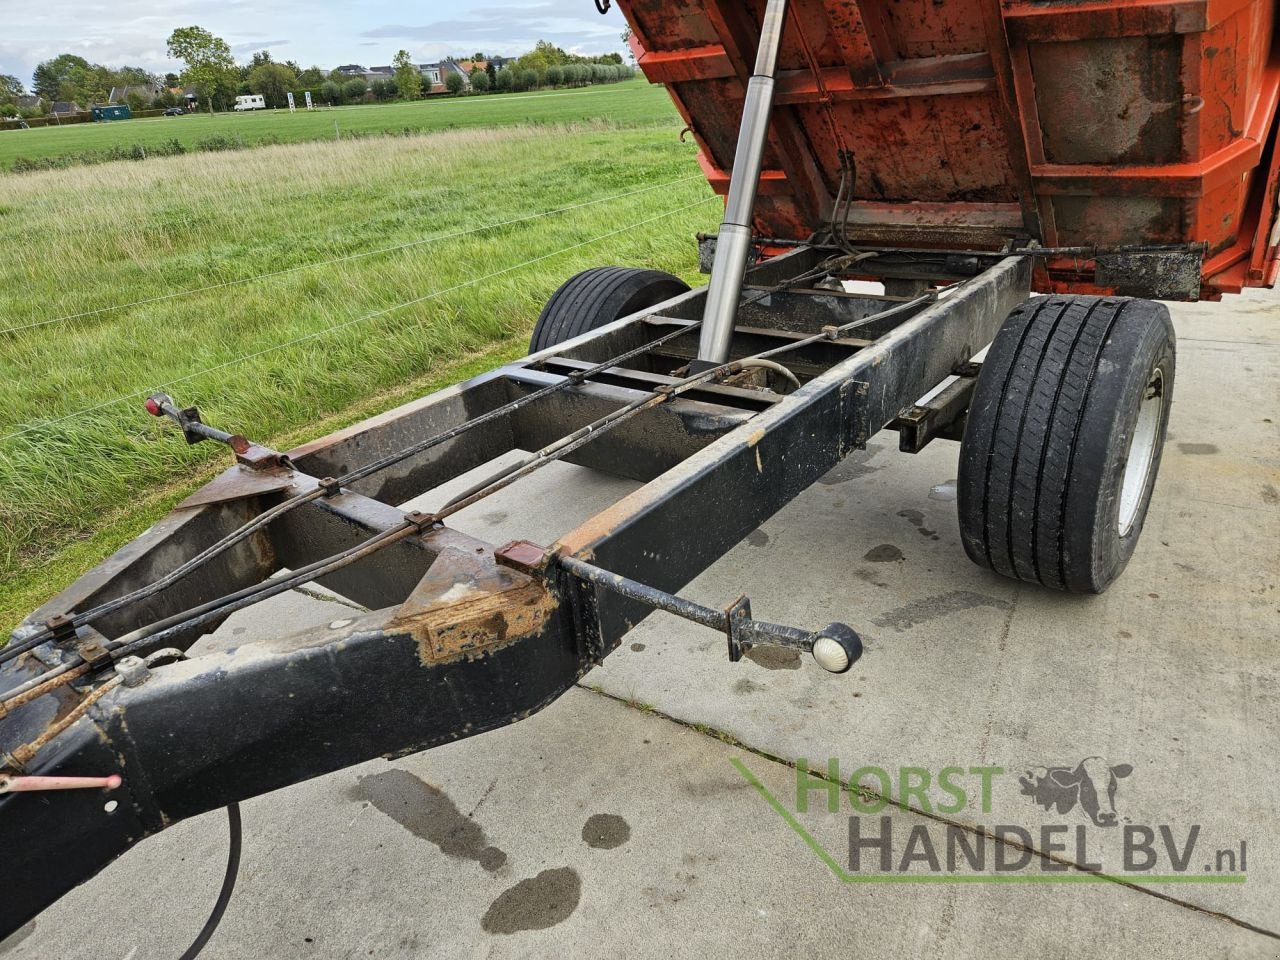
[0, 0, 627, 86]
[360, 0, 626, 57]
[229, 39, 291, 55]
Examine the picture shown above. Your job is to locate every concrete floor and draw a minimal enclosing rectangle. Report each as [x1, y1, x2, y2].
[4, 297, 1277, 959]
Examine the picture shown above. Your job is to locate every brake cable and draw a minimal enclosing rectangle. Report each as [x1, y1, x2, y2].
[1, 253, 877, 704]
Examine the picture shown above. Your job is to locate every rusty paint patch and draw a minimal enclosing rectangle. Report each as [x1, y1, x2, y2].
[176, 462, 295, 510]
[388, 546, 557, 664]
[745, 428, 766, 447]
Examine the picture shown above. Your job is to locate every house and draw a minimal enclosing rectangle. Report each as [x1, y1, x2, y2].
[50, 101, 81, 116]
[334, 64, 368, 77]
[15, 95, 42, 111]
[362, 66, 395, 86]
[108, 83, 163, 105]
[418, 63, 443, 88]
[418, 60, 470, 93]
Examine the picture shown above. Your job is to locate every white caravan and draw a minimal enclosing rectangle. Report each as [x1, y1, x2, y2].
[233, 95, 266, 111]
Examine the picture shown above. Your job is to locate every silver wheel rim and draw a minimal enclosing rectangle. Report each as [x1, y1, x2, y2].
[1118, 368, 1164, 537]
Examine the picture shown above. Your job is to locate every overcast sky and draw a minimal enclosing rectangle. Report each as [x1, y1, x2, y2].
[2, 0, 630, 86]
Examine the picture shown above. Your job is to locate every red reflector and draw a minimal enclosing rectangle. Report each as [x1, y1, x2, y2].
[144, 397, 162, 416]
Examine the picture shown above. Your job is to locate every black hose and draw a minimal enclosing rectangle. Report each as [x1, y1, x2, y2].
[178, 803, 242, 960]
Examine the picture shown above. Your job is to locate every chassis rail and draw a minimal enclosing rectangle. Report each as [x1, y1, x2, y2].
[0, 249, 1030, 935]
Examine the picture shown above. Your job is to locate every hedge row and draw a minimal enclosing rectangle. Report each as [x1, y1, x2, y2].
[1, 108, 171, 132]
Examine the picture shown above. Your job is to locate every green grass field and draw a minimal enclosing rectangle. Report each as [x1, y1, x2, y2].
[0, 80, 676, 170]
[0, 81, 721, 629]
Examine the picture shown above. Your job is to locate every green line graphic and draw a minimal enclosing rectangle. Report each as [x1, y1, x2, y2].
[730, 758, 1246, 886]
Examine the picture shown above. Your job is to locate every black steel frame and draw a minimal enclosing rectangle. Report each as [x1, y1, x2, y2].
[0, 246, 1031, 935]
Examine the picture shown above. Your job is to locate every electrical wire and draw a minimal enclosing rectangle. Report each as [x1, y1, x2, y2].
[177, 804, 241, 960]
[0, 194, 720, 444]
[0, 175, 705, 337]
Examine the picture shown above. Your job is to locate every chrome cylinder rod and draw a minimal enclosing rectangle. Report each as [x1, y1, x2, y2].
[696, 0, 790, 366]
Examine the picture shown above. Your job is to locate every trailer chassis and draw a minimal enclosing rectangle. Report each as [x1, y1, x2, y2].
[0, 246, 1031, 935]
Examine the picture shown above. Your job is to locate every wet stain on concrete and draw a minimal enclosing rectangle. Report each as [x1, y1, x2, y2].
[818, 445, 883, 485]
[354, 769, 506, 872]
[898, 508, 940, 540]
[482, 510, 510, 524]
[582, 813, 631, 849]
[855, 568, 889, 588]
[864, 544, 903, 563]
[734, 678, 765, 694]
[929, 480, 957, 502]
[0, 921, 35, 954]
[630, 642, 646, 652]
[1262, 483, 1279, 505]
[1177, 443, 1219, 455]
[871, 591, 1011, 631]
[745, 646, 802, 670]
[745, 528, 771, 548]
[482, 868, 581, 934]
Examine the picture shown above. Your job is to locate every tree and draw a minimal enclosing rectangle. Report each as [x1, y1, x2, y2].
[296, 66, 326, 88]
[393, 50, 421, 100]
[166, 26, 235, 113]
[370, 78, 398, 101]
[495, 68, 514, 92]
[247, 50, 275, 80]
[444, 70, 465, 95]
[248, 62, 297, 108]
[32, 54, 89, 99]
[0, 75, 22, 100]
[342, 78, 368, 102]
[125, 91, 146, 114]
[469, 68, 490, 93]
[545, 65, 563, 87]
[320, 80, 341, 105]
[486, 62, 497, 86]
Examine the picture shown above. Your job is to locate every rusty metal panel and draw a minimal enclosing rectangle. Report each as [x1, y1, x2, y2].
[618, 0, 1280, 296]
[1030, 36, 1183, 165]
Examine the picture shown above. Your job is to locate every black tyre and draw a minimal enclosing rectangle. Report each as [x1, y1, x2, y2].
[957, 295, 1175, 594]
[529, 266, 689, 354]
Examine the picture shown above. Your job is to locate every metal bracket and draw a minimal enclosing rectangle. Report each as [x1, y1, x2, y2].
[839, 379, 870, 455]
[891, 362, 982, 454]
[557, 555, 860, 673]
[725, 595, 751, 663]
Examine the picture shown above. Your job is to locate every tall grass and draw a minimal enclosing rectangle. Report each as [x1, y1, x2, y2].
[0, 122, 719, 609]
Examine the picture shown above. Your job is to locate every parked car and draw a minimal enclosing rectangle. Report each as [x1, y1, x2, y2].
[163, 106, 185, 116]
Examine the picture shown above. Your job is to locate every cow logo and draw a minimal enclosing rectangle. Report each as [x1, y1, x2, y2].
[1019, 758, 1133, 827]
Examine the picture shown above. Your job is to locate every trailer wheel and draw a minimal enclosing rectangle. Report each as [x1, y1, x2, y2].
[530, 267, 689, 353]
[957, 295, 1175, 594]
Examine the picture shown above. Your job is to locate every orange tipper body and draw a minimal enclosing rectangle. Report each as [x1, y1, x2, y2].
[616, 0, 1280, 297]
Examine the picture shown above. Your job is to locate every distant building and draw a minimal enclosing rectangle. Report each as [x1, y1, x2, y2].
[334, 64, 368, 77]
[50, 101, 82, 116]
[418, 60, 471, 93]
[108, 83, 163, 105]
[15, 95, 42, 111]
[418, 63, 443, 88]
